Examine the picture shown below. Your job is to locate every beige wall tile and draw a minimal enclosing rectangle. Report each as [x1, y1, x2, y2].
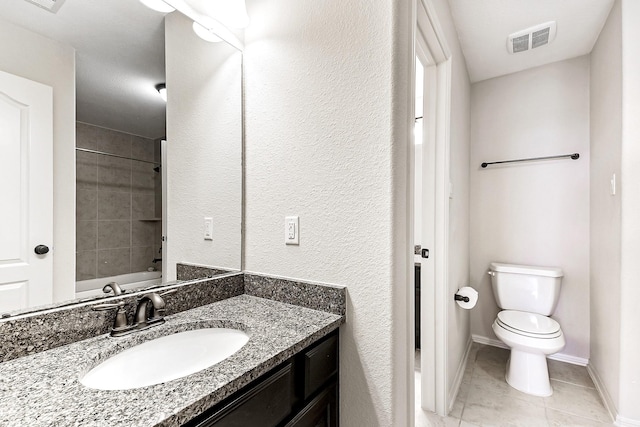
[98, 156, 131, 192]
[76, 250, 97, 281]
[96, 127, 131, 157]
[131, 246, 154, 272]
[76, 189, 97, 221]
[76, 220, 97, 251]
[132, 193, 155, 219]
[98, 191, 131, 220]
[98, 220, 131, 249]
[131, 135, 155, 162]
[97, 248, 131, 277]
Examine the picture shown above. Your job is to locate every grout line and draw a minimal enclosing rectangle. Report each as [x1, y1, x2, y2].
[548, 377, 596, 390]
[544, 405, 612, 425]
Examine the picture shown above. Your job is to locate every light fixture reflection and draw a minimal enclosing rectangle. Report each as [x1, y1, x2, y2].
[186, 0, 249, 28]
[139, 0, 175, 13]
[156, 83, 167, 102]
[224, 0, 249, 28]
[192, 22, 222, 43]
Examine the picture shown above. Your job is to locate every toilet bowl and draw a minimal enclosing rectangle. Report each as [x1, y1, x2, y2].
[492, 310, 565, 397]
[489, 262, 565, 396]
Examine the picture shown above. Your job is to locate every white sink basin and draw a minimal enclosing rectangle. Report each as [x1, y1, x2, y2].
[80, 328, 249, 390]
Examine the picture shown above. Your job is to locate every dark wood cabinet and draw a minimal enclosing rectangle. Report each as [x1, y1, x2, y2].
[185, 330, 339, 427]
[284, 381, 337, 427]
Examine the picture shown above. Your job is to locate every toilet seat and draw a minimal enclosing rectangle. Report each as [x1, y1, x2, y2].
[492, 315, 565, 397]
[496, 310, 562, 339]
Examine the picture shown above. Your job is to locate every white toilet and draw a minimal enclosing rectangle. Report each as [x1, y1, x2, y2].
[489, 262, 565, 397]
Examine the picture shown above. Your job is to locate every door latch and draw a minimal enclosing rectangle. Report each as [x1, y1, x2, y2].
[421, 248, 429, 259]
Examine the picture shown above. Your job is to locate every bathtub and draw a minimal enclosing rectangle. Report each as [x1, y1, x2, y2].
[75, 271, 163, 299]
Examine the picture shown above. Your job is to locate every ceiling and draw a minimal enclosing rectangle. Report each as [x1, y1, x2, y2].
[0, 0, 617, 134]
[447, 0, 615, 83]
[0, 0, 167, 138]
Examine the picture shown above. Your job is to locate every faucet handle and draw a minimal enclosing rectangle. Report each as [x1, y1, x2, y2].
[92, 301, 129, 331]
[92, 301, 125, 311]
[159, 289, 177, 297]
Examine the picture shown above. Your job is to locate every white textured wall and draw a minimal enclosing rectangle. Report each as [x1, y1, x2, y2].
[589, 0, 622, 413]
[469, 57, 591, 360]
[243, 0, 414, 424]
[618, 0, 640, 420]
[0, 18, 76, 303]
[164, 12, 242, 280]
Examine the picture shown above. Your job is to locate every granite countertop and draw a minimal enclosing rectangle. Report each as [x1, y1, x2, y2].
[0, 295, 344, 427]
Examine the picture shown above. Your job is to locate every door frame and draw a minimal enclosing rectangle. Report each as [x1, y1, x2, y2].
[413, 0, 452, 417]
[161, 138, 168, 280]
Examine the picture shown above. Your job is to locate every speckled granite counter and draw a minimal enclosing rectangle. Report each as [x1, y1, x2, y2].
[0, 295, 344, 427]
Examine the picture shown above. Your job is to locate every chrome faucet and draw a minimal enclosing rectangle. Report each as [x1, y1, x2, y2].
[134, 291, 172, 329]
[92, 289, 176, 337]
[102, 282, 124, 296]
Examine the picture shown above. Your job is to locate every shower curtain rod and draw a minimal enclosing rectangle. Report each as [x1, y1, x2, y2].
[75, 147, 161, 166]
[481, 153, 579, 168]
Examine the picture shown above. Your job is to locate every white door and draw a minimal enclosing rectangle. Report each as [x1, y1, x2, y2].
[0, 70, 53, 312]
[161, 138, 167, 281]
[416, 41, 438, 412]
[415, 0, 452, 417]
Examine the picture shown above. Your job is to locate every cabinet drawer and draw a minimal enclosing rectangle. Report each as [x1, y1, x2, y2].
[285, 381, 337, 427]
[304, 334, 338, 399]
[191, 362, 295, 427]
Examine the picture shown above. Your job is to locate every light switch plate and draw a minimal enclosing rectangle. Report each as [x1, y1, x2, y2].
[285, 216, 299, 245]
[610, 173, 616, 196]
[204, 217, 213, 240]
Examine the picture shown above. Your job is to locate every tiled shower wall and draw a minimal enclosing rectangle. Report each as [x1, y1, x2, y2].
[76, 122, 162, 281]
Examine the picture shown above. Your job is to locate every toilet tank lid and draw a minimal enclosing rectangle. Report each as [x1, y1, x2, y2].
[490, 262, 563, 277]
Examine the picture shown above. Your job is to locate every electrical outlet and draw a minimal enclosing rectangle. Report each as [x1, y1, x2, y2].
[285, 216, 299, 245]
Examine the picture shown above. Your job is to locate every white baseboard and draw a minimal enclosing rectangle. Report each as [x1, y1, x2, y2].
[471, 334, 508, 350]
[616, 416, 640, 427]
[448, 336, 473, 413]
[470, 334, 589, 366]
[587, 363, 619, 424]
[547, 352, 589, 366]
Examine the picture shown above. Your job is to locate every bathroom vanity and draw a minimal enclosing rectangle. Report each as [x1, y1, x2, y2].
[186, 330, 338, 426]
[0, 273, 345, 426]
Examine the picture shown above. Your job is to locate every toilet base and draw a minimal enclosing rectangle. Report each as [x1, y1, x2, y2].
[505, 349, 553, 397]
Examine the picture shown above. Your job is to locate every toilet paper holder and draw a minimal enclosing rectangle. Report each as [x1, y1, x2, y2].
[454, 293, 469, 303]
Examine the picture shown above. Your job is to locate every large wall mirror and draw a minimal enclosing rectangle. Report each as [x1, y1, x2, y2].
[0, 0, 242, 315]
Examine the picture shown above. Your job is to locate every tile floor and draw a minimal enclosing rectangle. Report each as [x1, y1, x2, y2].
[415, 344, 614, 427]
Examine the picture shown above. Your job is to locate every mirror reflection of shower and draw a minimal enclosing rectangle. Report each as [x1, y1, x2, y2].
[75, 124, 164, 299]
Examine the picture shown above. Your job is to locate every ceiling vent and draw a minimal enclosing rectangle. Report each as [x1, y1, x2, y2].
[507, 21, 557, 54]
[22, 0, 66, 13]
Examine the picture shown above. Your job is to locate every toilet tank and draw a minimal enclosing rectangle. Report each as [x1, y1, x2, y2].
[489, 262, 563, 316]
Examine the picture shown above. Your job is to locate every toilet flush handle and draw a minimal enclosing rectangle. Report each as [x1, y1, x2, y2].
[487, 271, 495, 277]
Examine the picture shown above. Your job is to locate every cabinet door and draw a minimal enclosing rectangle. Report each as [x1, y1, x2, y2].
[303, 334, 338, 399]
[189, 363, 295, 427]
[285, 381, 337, 427]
